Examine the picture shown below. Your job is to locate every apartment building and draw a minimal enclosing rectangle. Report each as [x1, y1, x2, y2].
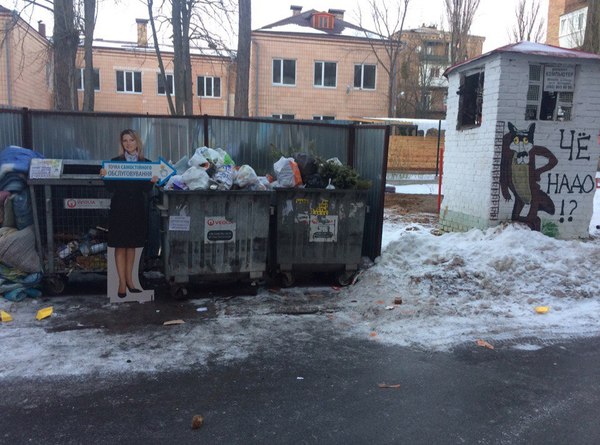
[0, 8, 233, 115]
[397, 25, 485, 119]
[250, 6, 392, 121]
[547, 0, 589, 48]
[0, 5, 53, 109]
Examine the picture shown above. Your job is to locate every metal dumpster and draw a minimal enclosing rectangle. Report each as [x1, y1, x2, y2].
[28, 160, 110, 294]
[159, 190, 272, 298]
[274, 189, 368, 286]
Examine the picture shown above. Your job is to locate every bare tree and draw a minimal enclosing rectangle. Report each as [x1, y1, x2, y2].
[233, 0, 250, 117]
[582, 0, 600, 53]
[358, 0, 410, 118]
[510, 0, 545, 43]
[53, 0, 79, 110]
[444, 0, 480, 65]
[148, 0, 236, 115]
[81, 0, 96, 111]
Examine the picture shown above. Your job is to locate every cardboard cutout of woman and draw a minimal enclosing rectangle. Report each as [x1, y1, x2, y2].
[100, 129, 156, 303]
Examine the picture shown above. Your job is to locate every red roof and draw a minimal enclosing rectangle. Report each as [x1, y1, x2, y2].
[444, 41, 600, 77]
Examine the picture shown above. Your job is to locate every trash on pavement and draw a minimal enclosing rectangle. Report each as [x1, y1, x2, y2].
[378, 383, 401, 389]
[196, 307, 208, 312]
[385, 305, 395, 310]
[191, 414, 204, 430]
[35, 306, 53, 320]
[476, 339, 494, 350]
[1, 310, 13, 322]
[394, 297, 403, 305]
[535, 306, 549, 314]
[163, 319, 185, 326]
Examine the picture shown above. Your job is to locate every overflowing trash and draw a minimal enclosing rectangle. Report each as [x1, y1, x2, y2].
[54, 226, 108, 271]
[162, 146, 370, 191]
[0, 146, 44, 302]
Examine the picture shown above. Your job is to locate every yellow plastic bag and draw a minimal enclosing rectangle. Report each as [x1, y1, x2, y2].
[1, 310, 13, 322]
[36, 307, 53, 320]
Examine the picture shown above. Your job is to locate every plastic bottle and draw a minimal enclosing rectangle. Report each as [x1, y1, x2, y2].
[90, 242, 107, 254]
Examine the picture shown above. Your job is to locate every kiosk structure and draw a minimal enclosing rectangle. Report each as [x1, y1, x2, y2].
[440, 42, 600, 239]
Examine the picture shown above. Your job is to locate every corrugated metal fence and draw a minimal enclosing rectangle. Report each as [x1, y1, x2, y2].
[0, 108, 389, 259]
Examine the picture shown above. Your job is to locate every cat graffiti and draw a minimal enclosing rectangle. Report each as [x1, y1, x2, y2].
[500, 122, 558, 231]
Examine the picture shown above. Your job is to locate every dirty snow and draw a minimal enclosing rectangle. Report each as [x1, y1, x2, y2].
[2, 189, 600, 377]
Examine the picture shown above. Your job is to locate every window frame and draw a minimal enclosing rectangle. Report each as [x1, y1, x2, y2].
[313, 115, 335, 121]
[525, 63, 574, 122]
[314, 61, 337, 88]
[197, 76, 221, 98]
[157, 72, 174, 96]
[353, 63, 376, 90]
[272, 114, 295, 120]
[116, 70, 142, 94]
[456, 68, 485, 130]
[76, 67, 100, 91]
[272, 58, 296, 86]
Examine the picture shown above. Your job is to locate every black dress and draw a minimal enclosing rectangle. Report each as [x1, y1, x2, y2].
[104, 156, 154, 248]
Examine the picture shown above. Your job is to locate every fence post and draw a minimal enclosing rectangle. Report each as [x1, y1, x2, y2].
[435, 119, 442, 176]
[203, 114, 209, 147]
[22, 107, 32, 149]
[347, 123, 356, 168]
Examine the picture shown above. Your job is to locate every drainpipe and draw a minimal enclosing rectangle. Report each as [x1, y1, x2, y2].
[253, 39, 259, 117]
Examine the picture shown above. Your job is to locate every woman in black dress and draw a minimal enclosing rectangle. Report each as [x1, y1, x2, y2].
[100, 129, 157, 298]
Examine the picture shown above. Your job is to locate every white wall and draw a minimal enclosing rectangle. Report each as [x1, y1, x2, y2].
[441, 52, 600, 239]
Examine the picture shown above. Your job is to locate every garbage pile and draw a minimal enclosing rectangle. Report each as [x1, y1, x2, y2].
[0, 146, 43, 302]
[54, 226, 108, 271]
[163, 146, 370, 191]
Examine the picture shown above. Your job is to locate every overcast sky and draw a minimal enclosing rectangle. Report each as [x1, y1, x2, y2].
[12, 0, 549, 53]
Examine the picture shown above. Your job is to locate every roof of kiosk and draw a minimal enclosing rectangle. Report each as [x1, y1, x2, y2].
[444, 41, 600, 77]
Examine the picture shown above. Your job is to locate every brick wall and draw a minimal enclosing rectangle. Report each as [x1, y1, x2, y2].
[440, 51, 600, 239]
[0, 14, 52, 109]
[387, 135, 442, 171]
[250, 33, 389, 120]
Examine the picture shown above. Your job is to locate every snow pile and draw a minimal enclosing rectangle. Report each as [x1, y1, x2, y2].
[340, 221, 600, 350]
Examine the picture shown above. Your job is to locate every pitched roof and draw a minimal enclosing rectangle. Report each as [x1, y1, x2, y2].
[445, 41, 600, 76]
[255, 9, 383, 40]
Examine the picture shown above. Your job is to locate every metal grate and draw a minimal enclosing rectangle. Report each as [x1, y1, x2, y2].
[529, 64, 542, 81]
[527, 84, 540, 101]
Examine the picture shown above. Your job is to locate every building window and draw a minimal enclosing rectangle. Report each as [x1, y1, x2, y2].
[526, 64, 574, 121]
[558, 7, 588, 48]
[429, 67, 440, 78]
[273, 59, 296, 85]
[157, 73, 174, 95]
[457, 69, 484, 128]
[272, 114, 295, 120]
[197, 76, 221, 97]
[76, 68, 100, 91]
[314, 61, 337, 87]
[422, 92, 432, 111]
[116, 70, 142, 93]
[354, 64, 376, 90]
[313, 115, 335, 121]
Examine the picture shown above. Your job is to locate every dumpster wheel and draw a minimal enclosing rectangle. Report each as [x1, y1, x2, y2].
[280, 272, 295, 288]
[170, 285, 188, 300]
[44, 275, 68, 295]
[336, 271, 355, 287]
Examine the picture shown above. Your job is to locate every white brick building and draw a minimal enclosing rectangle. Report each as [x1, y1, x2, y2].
[440, 42, 600, 239]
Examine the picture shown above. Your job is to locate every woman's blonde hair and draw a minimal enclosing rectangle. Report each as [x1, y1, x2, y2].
[118, 129, 146, 160]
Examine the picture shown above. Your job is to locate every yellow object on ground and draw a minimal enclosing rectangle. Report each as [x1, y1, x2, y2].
[36, 307, 53, 320]
[535, 306, 549, 314]
[1, 310, 13, 322]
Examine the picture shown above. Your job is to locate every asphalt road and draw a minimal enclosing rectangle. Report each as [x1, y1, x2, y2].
[2, 331, 600, 444]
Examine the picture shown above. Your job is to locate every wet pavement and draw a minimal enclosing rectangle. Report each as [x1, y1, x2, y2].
[2, 282, 600, 445]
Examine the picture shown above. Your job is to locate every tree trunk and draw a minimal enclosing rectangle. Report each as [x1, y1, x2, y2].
[582, 0, 600, 53]
[234, 0, 251, 117]
[182, 0, 193, 115]
[147, 0, 176, 115]
[53, 0, 79, 111]
[172, 0, 184, 115]
[82, 0, 96, 112]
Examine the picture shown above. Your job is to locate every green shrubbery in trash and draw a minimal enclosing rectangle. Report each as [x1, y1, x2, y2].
[318, 159, 371, 190]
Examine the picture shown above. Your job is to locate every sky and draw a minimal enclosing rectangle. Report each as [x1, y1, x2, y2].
[11, 0, 550, 53]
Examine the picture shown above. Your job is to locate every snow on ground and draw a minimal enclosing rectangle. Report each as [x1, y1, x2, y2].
[2, 187, 600, 377]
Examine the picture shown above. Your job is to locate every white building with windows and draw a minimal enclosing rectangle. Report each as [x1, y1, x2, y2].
[440, 42, 600, 239]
